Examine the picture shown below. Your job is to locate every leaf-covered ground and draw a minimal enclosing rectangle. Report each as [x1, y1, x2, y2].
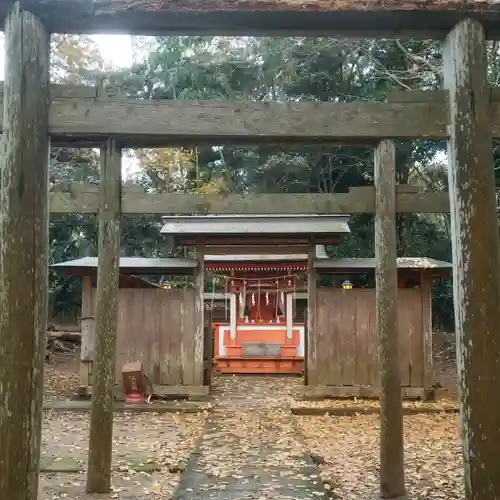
[40, 343, 461, 499]
[40, 411, 207, 499]
[44, 352, 81, 401]
[174, 376, 326, 499]
[297, 413, 462, 499]
[41, 349, 208, 499]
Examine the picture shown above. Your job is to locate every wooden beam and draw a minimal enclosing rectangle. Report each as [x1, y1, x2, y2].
[1, 1, 500, 38]
[49, 185, 451, 215]
[194, 239, 205, 387]
[0, 84, 450, 144]
[0, 5, 50, 500]
[302, 385, 434, 401]
[43, 98, 448, 144]
[443, 19, 500, 500]
[204, 245, 309, 255]
[374, 140, 405, 498]
[86, 139, 122, 494]
[8, 83, 500, 145]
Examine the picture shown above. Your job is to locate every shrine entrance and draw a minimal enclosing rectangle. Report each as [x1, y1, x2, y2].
[160, 214, 349, 376]
[210, 266, 307, 375]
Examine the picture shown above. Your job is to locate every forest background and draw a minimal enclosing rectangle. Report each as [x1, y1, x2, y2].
[48, 34, 500, 331]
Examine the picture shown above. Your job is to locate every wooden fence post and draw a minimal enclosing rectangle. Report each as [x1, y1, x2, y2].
[443, 19, 500, 500]
[86, 139, 122, 493]
[374, 140, 405, 499]
[0, 4, 50, 499]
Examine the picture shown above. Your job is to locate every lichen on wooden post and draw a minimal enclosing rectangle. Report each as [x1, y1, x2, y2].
[0, 3, 50, 499]
[86, 139, 122, 493]
[443, 19, 500, 500]
[194, 238, 205, 386]
[374, 140, 405, 499]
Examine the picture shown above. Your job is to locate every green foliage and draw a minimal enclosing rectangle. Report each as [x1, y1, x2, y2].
[51, 35, 463, 329]
[49, 148, 99, 320]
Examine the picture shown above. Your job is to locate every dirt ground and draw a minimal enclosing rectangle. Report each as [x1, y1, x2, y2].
[42, 351, 208, 499]
[44, 351, 80, 401]
[39, 334, 460, 499]
[432, 330, 458, 397]
[297, 413, 462, 499]
[40, 411, 207, 499]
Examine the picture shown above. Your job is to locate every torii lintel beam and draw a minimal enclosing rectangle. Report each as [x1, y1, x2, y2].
[1, 85, 500, 146]
[1, 0, 500, 38]
[49, 185, 451, 215]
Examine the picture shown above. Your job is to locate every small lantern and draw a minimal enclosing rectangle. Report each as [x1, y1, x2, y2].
[342, 280, 353, 290]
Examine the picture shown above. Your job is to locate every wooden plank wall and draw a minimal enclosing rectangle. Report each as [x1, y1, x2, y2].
[87, 287, 198, 386]
[314, 288, 425, 388]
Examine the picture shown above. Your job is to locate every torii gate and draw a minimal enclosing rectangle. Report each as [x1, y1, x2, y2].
[0, 2, 498, 500]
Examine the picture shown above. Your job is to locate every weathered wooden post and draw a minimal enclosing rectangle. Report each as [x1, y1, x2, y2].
[194, 238, 205, 386]
[374, 140, 405, 499]
[0, 4, 50, 500]
[306, 237, 318, 386]
[443, 19, 500, 500]
[86, 139, 122, 493]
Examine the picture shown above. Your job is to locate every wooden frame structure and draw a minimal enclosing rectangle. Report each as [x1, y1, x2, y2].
[306, 257, 452, 400]
[0, 2, 499, 499]
[51, 257, 207, 397]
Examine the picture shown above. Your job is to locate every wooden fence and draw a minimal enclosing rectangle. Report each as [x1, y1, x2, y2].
[85, 287, 197, 386]
[313, 288, 428, 388]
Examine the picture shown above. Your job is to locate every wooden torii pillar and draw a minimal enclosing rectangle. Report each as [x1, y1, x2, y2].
[443, 19, 500, 500]
[374, 140, 405, 499]
[86, 139, 122, 493]
[0, 3, 50, 500]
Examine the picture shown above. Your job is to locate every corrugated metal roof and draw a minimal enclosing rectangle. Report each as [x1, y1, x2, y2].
[160, 214, 350, 236]
[51, 257, 198, 275]
[314, 257, 452, 271]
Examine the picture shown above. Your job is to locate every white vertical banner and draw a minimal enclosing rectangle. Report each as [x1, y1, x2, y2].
[286, 292, 293, 340]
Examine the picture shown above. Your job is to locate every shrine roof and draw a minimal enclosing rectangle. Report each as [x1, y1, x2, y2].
[160, 214, 350, 245]
[51, 256, 198, 275]
[314, 257, 452, 273]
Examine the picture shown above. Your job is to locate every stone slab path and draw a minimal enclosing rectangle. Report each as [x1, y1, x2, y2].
[174, 376, 327, 500]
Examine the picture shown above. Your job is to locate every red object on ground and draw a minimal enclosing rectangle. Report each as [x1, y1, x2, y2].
[125, 392, 143, 404]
